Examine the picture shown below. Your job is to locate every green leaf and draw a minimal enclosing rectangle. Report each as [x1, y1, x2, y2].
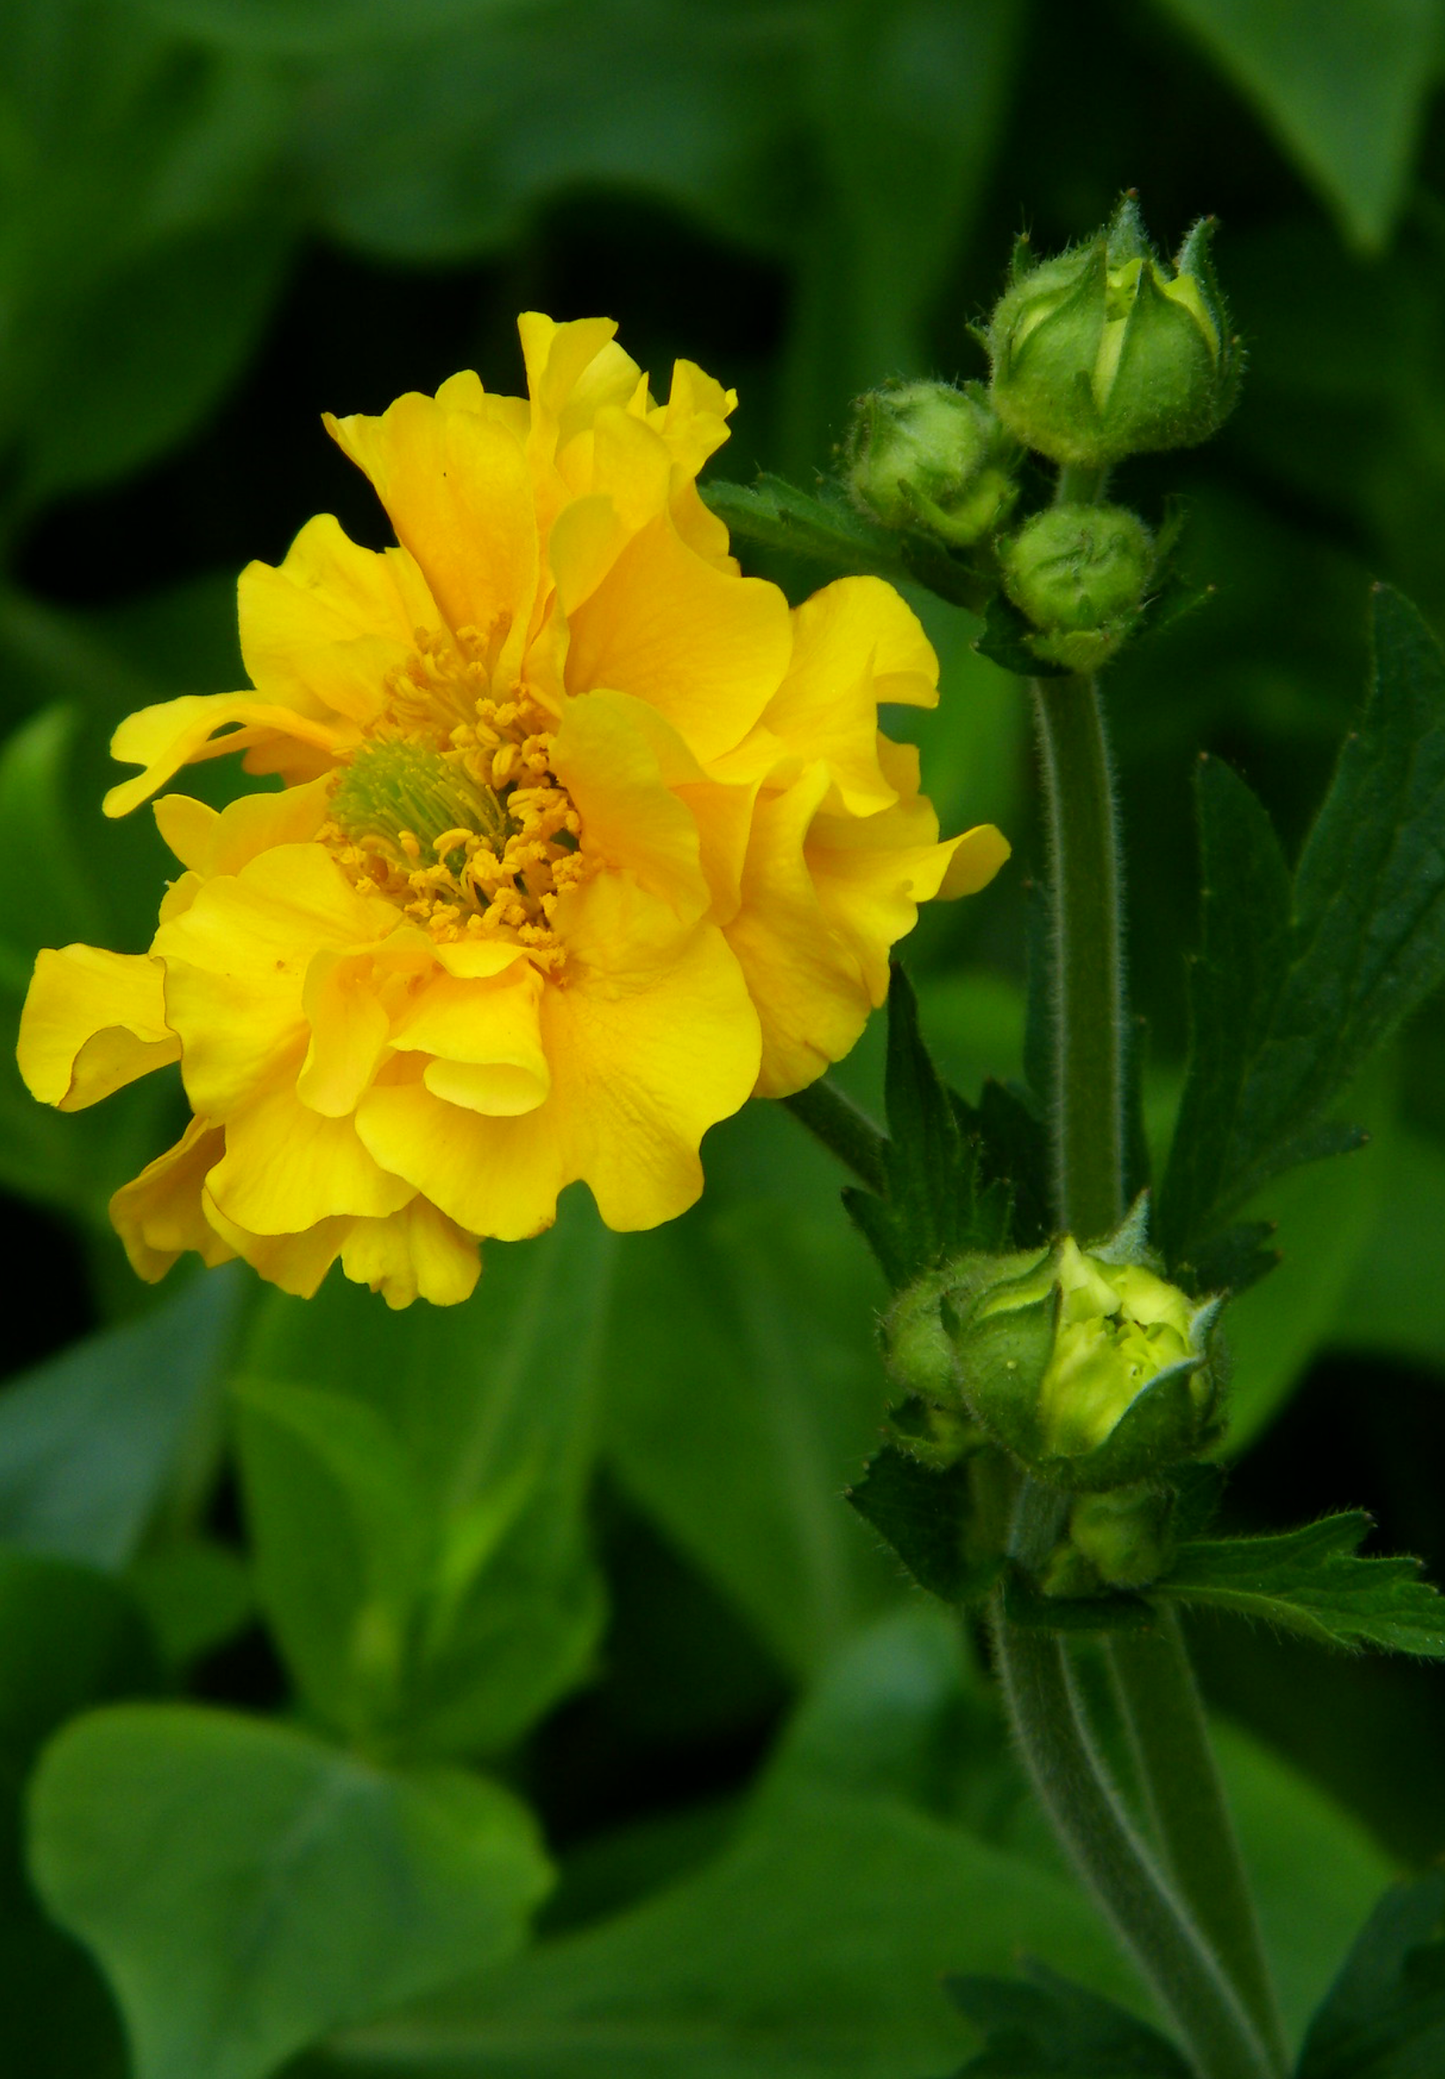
[1296, 1869, 1445, 2078]
[28, 1704, 550, 2079]
[123, 1541, 253, 1667]
[844, 967, 1011, 1292]
[237, 1191, 613, 1757]
[0, 1550, 158, 2079]
[703, 475, 988, 610]
[1153, 0, 1436, 249]
[943, 1958, 1192, 2075]
[601, 1199, 895, 1678]
[1154, 1515, 1445, 1656]
[1159, 587, 1445, 1267]
[847, 1446, 991, 1605]
[309, 1795, 1133, 2079]
[0, 1270, 243, 1570]
[133, 0, 530, 57]
[1330, 1126, 1445, 1372]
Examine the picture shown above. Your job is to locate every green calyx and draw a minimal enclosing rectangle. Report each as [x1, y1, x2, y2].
[999, 503, 1153, 671]
[330, 738, 512, 869]
[844, 378, 1018, 548]
[881, 1197, 1226, 1493]
[985, 197, 1240, 470]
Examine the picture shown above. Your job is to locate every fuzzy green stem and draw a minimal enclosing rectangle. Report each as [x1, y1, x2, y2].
[1107, 1614, 1288, 2072]
[1031, 673, 1127, 1239]
[1054, 461, 1110, 505]
[994, 1486, 1277, 2079]
[782, 1078, 888, 1194]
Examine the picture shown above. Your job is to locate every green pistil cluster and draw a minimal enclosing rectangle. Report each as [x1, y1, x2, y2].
[330, 738, 512, 869]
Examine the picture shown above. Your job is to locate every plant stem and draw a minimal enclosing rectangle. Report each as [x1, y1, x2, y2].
[1107, 1613, 1289, 2073]
[782, 1077, 888, 1193]
[1031, 672, 1127, 1239]
[994, 1484, 1277, 2079]
[993, 1609, 1279, 2079]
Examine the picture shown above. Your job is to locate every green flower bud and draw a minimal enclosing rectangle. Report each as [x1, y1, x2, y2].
[845, 379, 1017, 547]
[985, 198, 1240, 469]
[998, 503, 1152, 671]
[1066, 1485, 1176, 1589]
[887, 1199, 1225, 1492]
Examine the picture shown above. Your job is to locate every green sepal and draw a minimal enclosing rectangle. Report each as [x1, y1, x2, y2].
[973, 587, 1074, 678]
[955, 1079, 1053, 1251]
[1296, 1868, 1445, 2078]
[1185, 1219, 1281, 1299]
[1107, 251, 1219, 452]
[1153, 1514, 1445, 1658]
[944, 1956, 1193, 2075]
[845, 1444, 1002, 1606]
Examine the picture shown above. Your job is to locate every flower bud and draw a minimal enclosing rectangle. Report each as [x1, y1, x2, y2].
[998, 504, 1152, 671]
[1066, 1485, 1176, 1589]
[985, 199, 1239, 469]
[845, 379, 1017, 547]
[885, 1201, 1225, 1492]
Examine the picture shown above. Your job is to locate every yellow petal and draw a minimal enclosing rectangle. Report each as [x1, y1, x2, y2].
[206, 1074, 415, 1235]
[940, 824, 1012, 898]
[564, 510, 791, 764]
[238, 513, 437, 724]
[339, 1198, 481, 1308]
[155, 844, 398, 1115]
[357, 879, 760, 1237]
[391, 960, 551, 1117]
[153, 775, 333, 876]
[550, 690, 709, 923]
[18, 947, 179, 1111]
[202, 1193, 350, 1301]
[298, 949, 394, 1118]
[110, 1120, 232, 1282]
[325, 392, 538, 655]
[724, 766, 873, 1098]
[644, 356, 735, 478]
[106, 693, 354, 819]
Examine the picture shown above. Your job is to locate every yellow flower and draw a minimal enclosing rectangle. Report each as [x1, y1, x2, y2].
[18, 315, 1009, 1306]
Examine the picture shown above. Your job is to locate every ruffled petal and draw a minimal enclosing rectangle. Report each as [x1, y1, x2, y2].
[339, 1198, 481, 1308]
[206, 1074, 416, 1235]
[391, 959, 550, 1117]
[550, 690, 710, 924]
[106, 694, 355, 818]
[110, 1120, 233, 1281]
[201, 1194, 350, 1301]
[325, 392, 538, 660]
[153, 775, 333, 877]
[18, 947, 179, 1111]
[564, 509, 791, 764]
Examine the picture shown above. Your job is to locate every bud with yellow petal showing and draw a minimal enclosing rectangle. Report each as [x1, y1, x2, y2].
[845, 379, 1019, 548]
[985, 198, 1240, 471]
[881, 1199, 1225, 1492]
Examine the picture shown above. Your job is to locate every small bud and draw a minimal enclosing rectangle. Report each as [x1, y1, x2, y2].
[998, 503, 1153, 671]
[1067, 1485, 1176, 1588]
[845, 379, 1017, 547]
[985, 199, 1240, 469]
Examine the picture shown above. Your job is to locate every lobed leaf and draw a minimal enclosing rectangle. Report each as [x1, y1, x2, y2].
[1296, 1868, 1445, 2079]
[1154, 1514, 1445, 1657]
[944, 1957, 1192, 2075]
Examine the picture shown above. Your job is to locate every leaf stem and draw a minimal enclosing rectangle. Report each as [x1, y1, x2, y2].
[1107, 1613, 1289, 2073]
[782, 1077, 888, 1194]
[1031, 672, 1127, 1239]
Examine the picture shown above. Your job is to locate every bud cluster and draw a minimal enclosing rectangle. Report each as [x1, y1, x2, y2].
[881, 1201, 1225, 1593]
[837, 197, 1237, 680]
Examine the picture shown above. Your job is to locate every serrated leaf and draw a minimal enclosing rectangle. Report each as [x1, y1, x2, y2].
[844, 968, 1013, 1291]
[1159, 587, 1445, 1267]
[944, 1957, 1192, 2075]
[1296, 1869, 1445, 2079]
[955, 1081, 1052, 1251]
[846, 1446, 991, 1605]
[702, 475, 989, 611]
[1154, 1515, 1445, 1657]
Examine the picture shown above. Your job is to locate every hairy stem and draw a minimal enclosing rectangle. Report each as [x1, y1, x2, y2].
[1031, 672, 1127, 1239]
[1107, 1613, 1289, 2072]
[782, 1077, 888, 1193]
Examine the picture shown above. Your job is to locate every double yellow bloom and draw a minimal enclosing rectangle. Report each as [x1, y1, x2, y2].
[19, 316, 1008, 1306]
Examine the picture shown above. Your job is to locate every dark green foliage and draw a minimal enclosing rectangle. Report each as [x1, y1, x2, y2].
[703, 474, 989, 613]
[1297, 1870, 1445, 2079]
[944, 1957, 1193, 2074]
[1160, 588, 1445, 1271]
[846, 1446, 994, 1605]
[1156, 1516, 1445, 1657]
[843, 967, 1014, 1291]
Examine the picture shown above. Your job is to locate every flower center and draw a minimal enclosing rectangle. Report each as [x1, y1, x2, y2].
[322, 625, 589, 962]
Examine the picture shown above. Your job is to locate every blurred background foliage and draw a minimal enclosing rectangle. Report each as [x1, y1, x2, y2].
[2, 2, 1445, 2075]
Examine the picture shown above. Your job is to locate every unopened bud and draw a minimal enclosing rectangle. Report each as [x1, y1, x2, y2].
[999, 504, 1152, 671]
[845, 380, 1017, 547]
